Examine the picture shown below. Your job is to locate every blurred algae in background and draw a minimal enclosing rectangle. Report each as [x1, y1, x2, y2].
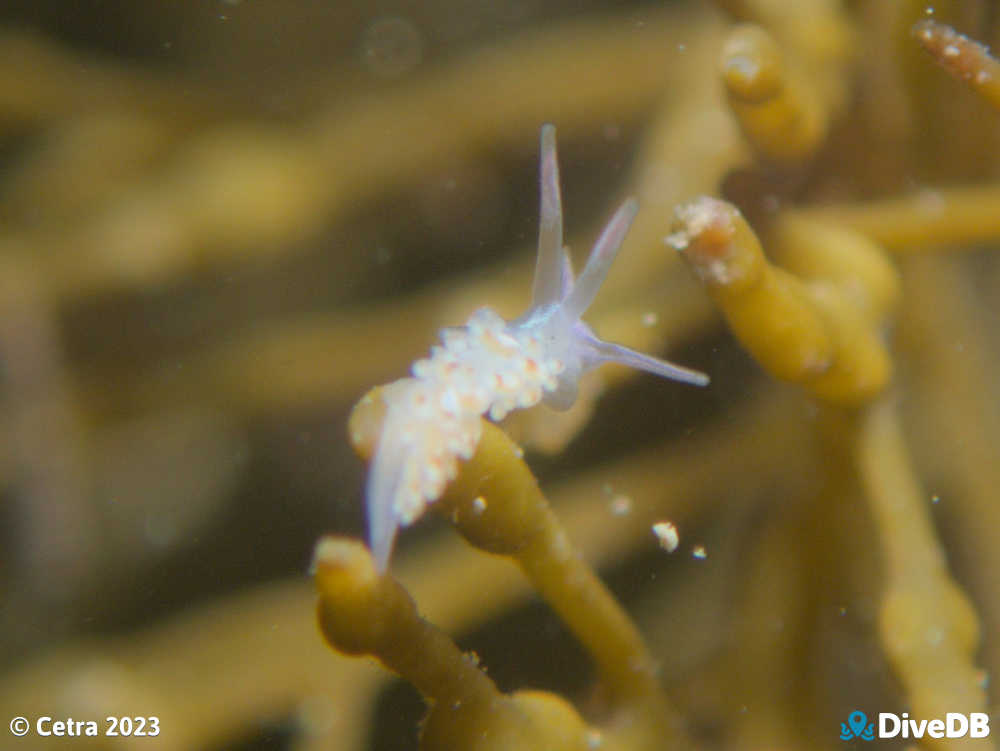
[0, 0, 998, 749]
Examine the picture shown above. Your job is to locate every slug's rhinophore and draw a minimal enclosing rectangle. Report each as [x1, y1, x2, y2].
[366, 125, 709, 570]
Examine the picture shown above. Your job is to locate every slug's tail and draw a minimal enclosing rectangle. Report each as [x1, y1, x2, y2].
[366, 419, 408, 572]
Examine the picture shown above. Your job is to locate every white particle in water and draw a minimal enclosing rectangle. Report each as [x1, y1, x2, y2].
[652, 521, 679, 552]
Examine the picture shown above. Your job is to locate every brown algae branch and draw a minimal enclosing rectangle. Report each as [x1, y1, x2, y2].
[313, 538, 500, 708]
[901, 256, 1000, 691]
[313, 538, 624, 751]
[349, 388, 686, 745]
[721, 24, 829, 166]
[710, 0, 855, 69]
[668, 197, 892, 406]
[913, 20, 1000, 112]
[855, 400, 987, 743]
[784, 185, 1000, 252]
[0, 30, 247, 129]
[711, 0, 855, 122]
[669, 198, 834, 385]
[766, 212, 901, 324]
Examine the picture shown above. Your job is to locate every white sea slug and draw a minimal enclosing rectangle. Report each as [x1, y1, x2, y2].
[367, 125, 709, 570]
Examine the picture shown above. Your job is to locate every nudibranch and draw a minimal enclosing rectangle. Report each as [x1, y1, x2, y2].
[366, 124, 709, 570]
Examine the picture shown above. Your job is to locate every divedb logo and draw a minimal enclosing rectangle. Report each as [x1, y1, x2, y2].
[840, 710, 991, 741]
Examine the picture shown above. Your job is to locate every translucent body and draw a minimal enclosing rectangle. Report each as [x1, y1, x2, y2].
[367, 125, 709, 570]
